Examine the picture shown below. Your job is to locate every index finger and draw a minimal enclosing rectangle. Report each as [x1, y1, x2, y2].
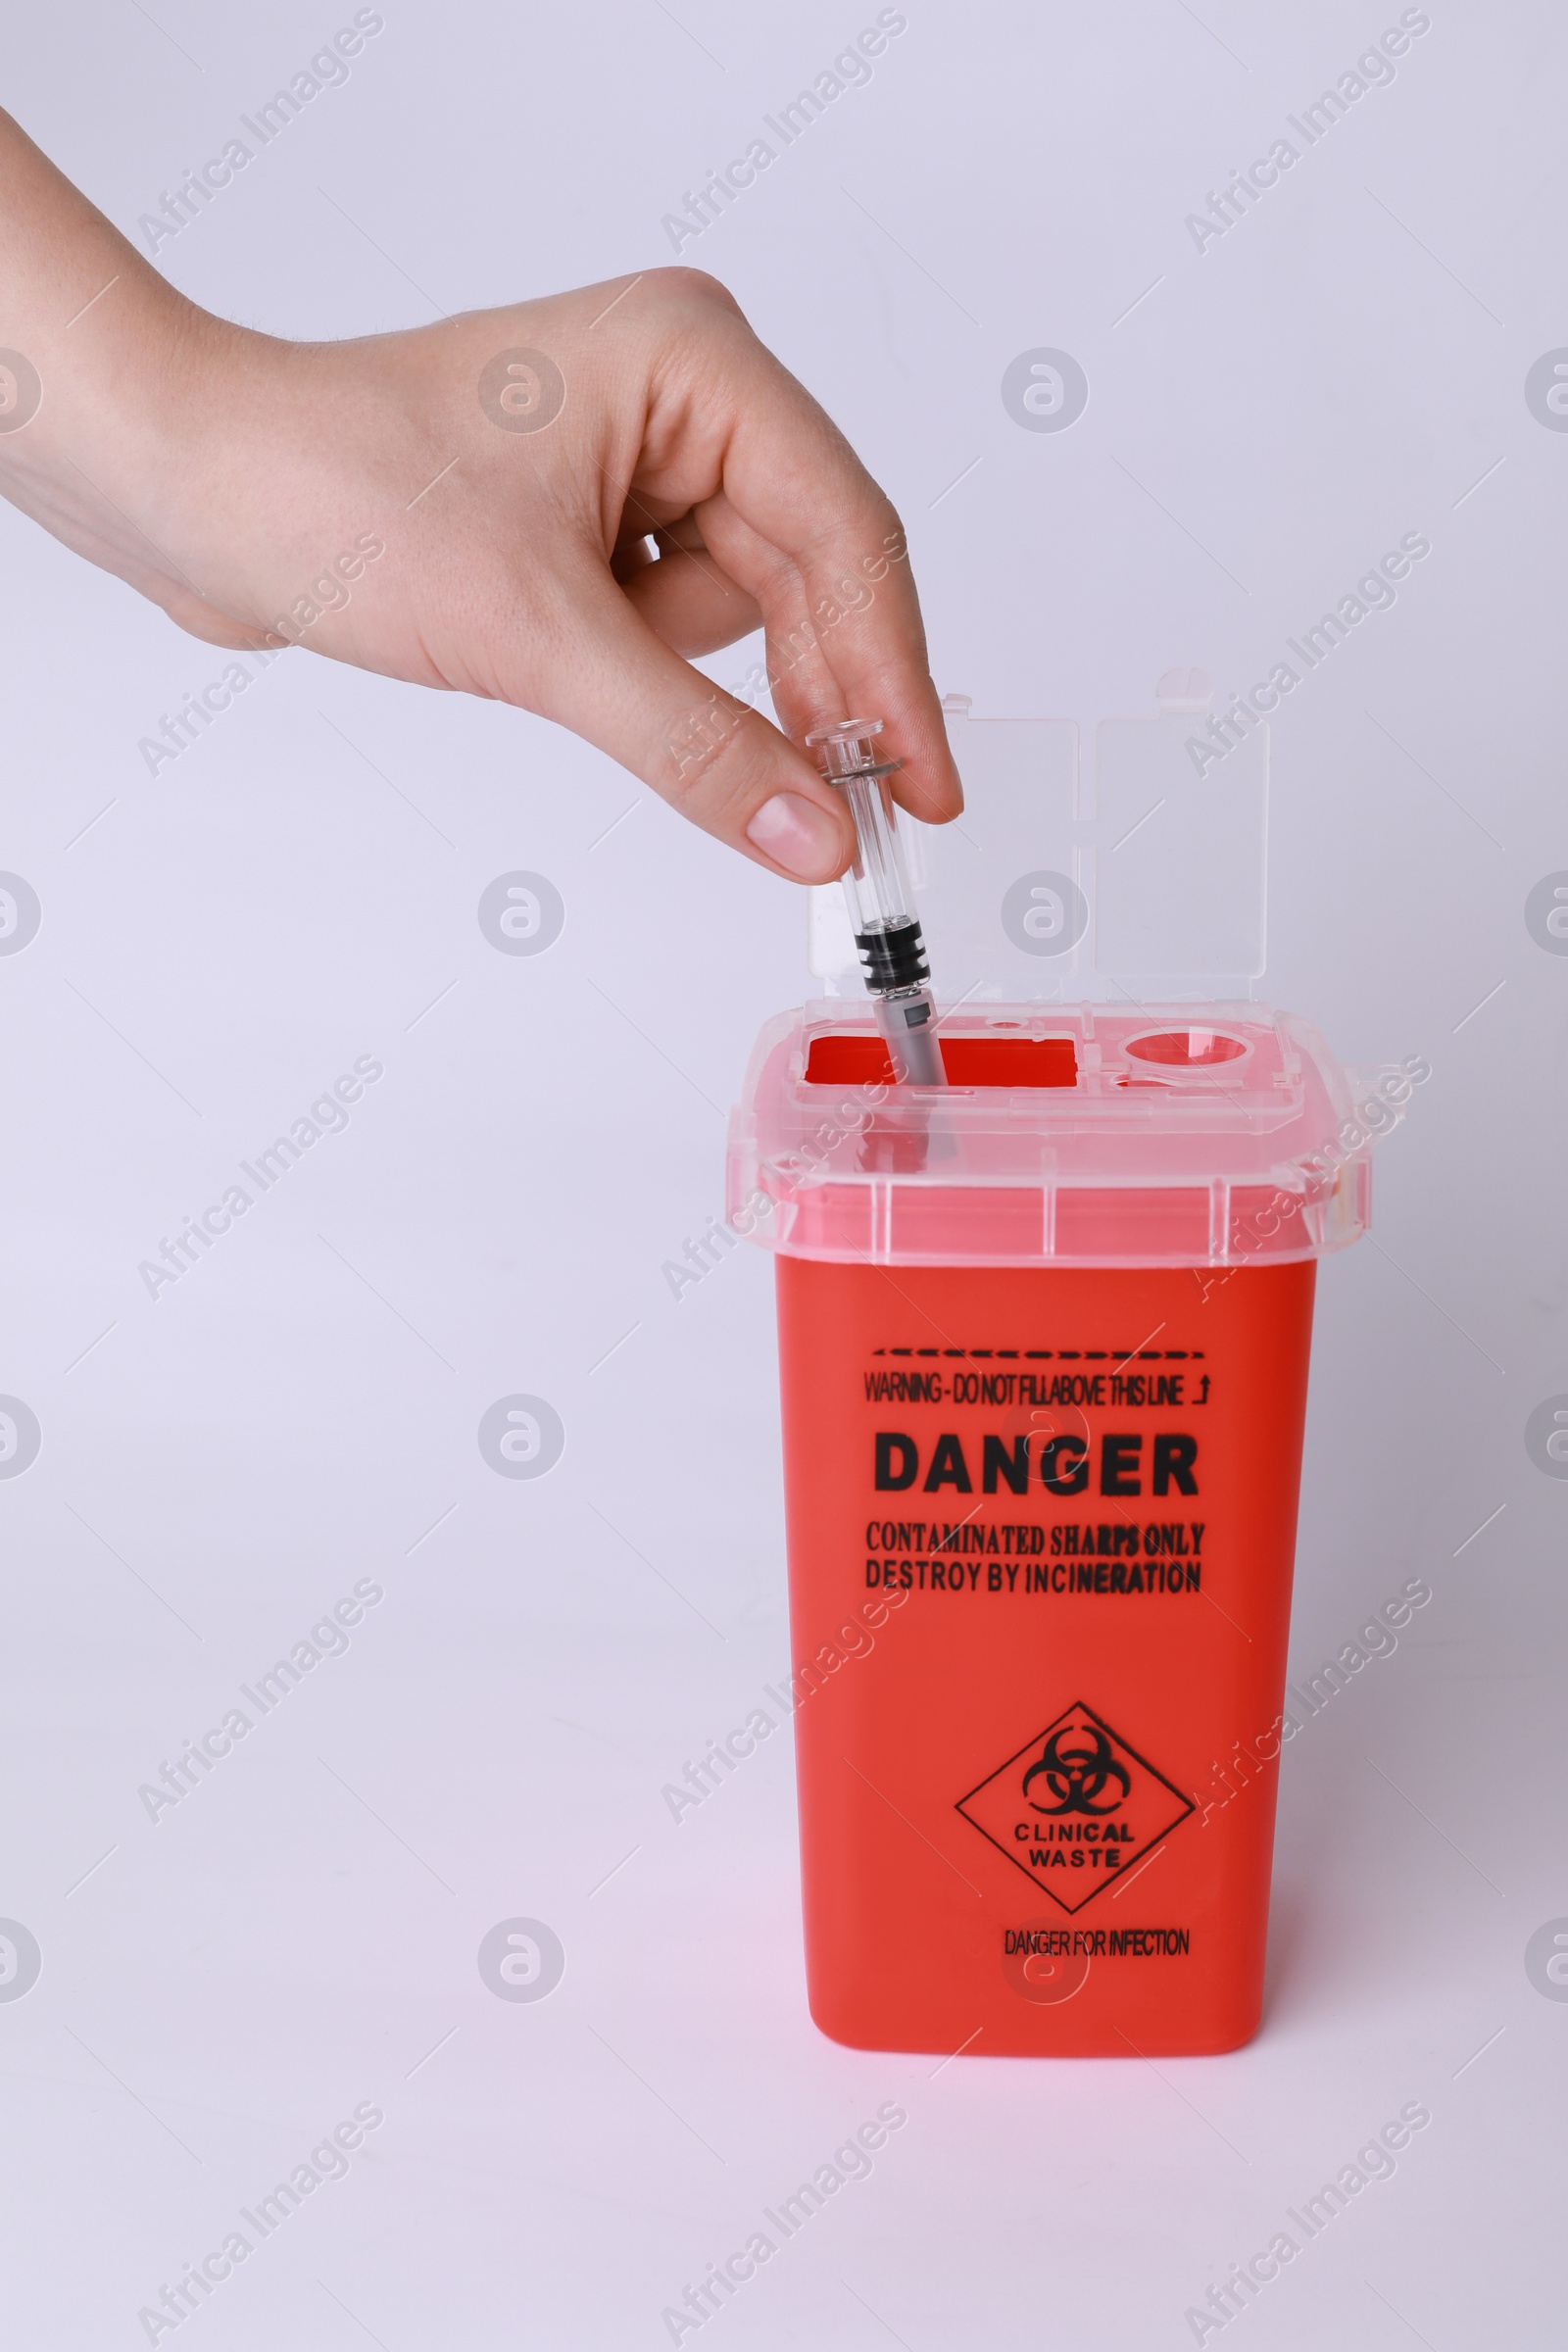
[674, 334, 964, 828]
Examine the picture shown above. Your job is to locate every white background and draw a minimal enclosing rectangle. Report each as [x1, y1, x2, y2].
[2, 2, 1565, 2345]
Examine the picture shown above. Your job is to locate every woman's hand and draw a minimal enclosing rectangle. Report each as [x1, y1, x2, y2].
[0, 111, 962, 881]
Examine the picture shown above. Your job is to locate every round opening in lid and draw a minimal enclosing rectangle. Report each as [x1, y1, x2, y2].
[1124, 1027, 1248, 1068]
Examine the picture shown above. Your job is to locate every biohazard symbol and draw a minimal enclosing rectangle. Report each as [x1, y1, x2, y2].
[955, 1698, 1195, 1912]
[1021, 1717, 1131, 1817]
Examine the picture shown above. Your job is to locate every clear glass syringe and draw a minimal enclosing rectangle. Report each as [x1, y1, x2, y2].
[806, 717, 946, 1087]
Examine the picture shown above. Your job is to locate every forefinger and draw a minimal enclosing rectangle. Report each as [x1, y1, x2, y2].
[674, 335, 964, 827]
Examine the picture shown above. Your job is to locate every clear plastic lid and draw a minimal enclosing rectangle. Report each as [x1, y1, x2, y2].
[726, 1000, 1405, 1269]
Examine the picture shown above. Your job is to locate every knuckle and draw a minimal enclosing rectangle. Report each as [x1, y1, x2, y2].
[648, 266, 746, 320]
[662, 707, 776, 815]
[656, 692, 752, 799]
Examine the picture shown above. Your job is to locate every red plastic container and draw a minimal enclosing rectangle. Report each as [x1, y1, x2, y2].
[727, 1002, 1380, 2056]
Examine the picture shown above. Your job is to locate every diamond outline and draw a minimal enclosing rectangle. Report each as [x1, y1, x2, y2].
[955, 1697, 1196, 1913]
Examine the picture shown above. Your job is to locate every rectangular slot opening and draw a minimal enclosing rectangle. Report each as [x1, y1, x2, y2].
[805, 1034, 1078, 1089]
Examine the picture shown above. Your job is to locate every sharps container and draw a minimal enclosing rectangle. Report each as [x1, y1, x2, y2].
[726, 1002, 1371, 2056]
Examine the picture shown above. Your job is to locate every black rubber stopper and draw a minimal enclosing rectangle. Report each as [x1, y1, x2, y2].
[856, 919, 930, 994]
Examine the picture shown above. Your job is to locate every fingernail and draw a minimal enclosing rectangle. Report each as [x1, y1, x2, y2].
[746, 792, 843, 881]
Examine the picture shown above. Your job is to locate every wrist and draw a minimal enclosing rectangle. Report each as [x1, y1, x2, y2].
[2, 270, 269, 629]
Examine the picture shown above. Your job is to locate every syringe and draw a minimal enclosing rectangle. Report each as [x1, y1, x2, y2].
[807, 717, 946, 1087]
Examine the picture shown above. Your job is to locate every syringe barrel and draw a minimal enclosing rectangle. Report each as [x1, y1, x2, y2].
[806, 716, 920, 948]
[835, 773, 918, 941]
[806, 716, 947, 1088]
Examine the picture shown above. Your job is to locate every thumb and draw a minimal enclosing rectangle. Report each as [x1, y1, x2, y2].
[523, 567, 856, 883]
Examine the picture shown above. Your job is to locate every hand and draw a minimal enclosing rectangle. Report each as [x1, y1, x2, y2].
[0, 113, 962, 882]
